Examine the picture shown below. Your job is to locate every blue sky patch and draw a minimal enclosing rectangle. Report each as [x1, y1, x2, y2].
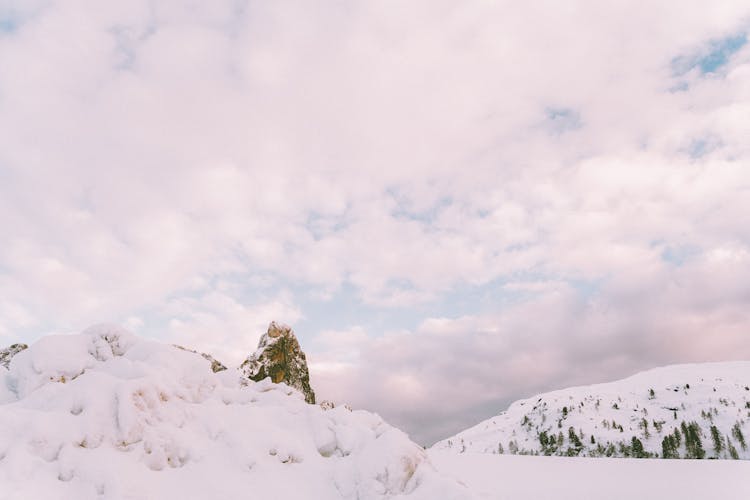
[673, 32, 747, 76]
[685, 136, 722, 158]
[387, 187, 452, 224]
[661, 244, 701, 266]
[545, 107, 582, 134]
[0, 16, 16, 33]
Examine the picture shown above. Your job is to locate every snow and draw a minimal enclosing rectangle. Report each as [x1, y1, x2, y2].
[3, 327, 749, 499]
[434, 361, 750, 460]
[429, 450, 750, 500]
[0, 325, 468, 500]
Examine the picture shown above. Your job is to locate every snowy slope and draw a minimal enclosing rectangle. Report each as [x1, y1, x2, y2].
[0, 326, 469, 500]
[434, 362, 750, 460]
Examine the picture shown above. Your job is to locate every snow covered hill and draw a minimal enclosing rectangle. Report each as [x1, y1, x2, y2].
[434, 362, 750, 460]
[0, 326, 468, 500]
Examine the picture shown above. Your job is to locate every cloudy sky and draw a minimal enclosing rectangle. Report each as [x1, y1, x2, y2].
[1, 1, 750, 445]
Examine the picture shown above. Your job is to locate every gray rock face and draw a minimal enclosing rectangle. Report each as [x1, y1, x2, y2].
[239, 322, 316, 404]
[0, 343, 28, 370]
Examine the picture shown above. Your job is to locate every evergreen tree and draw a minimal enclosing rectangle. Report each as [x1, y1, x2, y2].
[673, 427, 681, 448]
[508, 440, 518, 455]
[710, 425, 724, 456]
[631, 436, 647, 458]
[567, 426, 582, 456]
[727, 439, 739, 460]
[661, 435, 679, 459]
[539, 430, 549, 448]
[731, 422, 746, 450]
[618, 440, 632, 457]
[682, 421, 705, 459]
[640, 418, 650, 439]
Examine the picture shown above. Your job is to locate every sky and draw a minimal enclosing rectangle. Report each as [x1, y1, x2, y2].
[1, 0, 749, 446]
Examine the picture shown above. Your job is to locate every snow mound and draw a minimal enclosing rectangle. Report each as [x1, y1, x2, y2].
[434, 361, 750, 460]
[0, 327, 469, 500]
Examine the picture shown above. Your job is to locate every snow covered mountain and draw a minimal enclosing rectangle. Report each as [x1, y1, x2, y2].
[0, 325, 468, 500]
[434, 362, 750, 460]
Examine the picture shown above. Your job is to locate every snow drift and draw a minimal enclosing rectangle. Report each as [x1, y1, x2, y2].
[0, 325, 468, 500]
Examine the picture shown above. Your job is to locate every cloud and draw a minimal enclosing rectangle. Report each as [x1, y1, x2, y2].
[311, 251, 750, 444]
[0, 0, 749, 445]
[160, 288, 302, 365]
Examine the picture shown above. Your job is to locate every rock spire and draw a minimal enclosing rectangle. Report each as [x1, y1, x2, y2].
[239, 322, 315, 404]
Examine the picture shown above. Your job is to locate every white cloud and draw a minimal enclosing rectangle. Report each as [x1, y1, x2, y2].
[311, 256, 750, 444]
[161, 289, 302, 365]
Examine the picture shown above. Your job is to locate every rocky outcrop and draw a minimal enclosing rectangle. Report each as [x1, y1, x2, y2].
[320, 400, 352, 412]
[173, 344, 227, 373]
[320, 400, 336, 411]
[240, 322, 315, 404]
[0, 343, 28, 370]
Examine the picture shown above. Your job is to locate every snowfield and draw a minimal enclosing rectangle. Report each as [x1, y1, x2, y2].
[429, 450, 750, 500]
[0, 326, 468, 500]
[434, 361, 750, 460]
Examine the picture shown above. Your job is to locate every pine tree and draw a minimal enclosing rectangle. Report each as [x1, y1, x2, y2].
[631, 436, 647, 458]
[508, 440, 518, 454]
[673, 427, 681, 448]
[731, 422, 746, 450]
[727, 438, 739, 460]
[618, 440, 632, 457]
[640, 418, 650, 439]
[710, 425, 724, 456]
[567, 426, 582, 456]
[661, 435, 679, 459]
[682, 421, 705, 459]
[539, 430, 549, 448]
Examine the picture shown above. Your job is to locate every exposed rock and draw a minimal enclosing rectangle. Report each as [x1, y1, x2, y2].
[320, 400, 353, 412]
[173, 345, 227, 372]
[0, 343, 28, 370]
[240, 322, 315, 404]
